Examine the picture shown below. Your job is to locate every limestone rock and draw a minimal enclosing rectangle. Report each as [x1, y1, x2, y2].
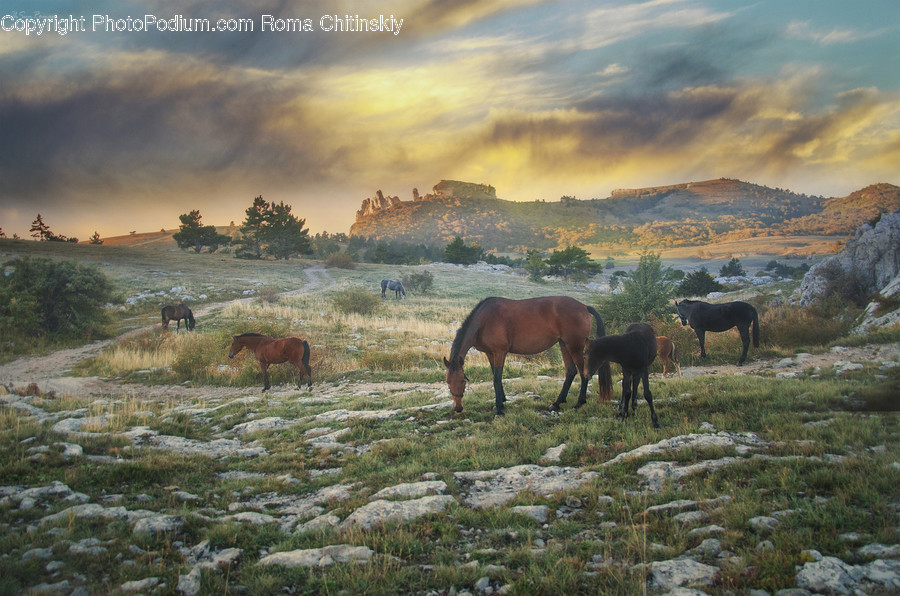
[258, 544, 374, 568]
[649, 558, 718, 590]
[454, 464, 599, 509]
[340, 495, 455, 530]
[800, 209, 900, 306]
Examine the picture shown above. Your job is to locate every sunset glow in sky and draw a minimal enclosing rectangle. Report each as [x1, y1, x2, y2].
[1, 1, 899, 239]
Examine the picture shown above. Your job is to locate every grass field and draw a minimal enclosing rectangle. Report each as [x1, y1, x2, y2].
[1, 239, 898, 595]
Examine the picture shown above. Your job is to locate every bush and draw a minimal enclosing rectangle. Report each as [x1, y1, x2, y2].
[401, 271, 434, 294]
[815, 262, 869, 308]
[0, 257, 117, 344]
[760, 305, 852, 348]
[333, 288, 381, 315]
[596, 253, 675, 331]
[325, 253, 356, 269]
[676, 269, 723, 297]
[719, 258, 746, 277]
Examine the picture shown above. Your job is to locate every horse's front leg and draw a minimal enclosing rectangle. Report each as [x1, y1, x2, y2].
[260, 362, 271, 391]
[696, 329, 707, 358]
[488, 353, 508, 416]
[641, 370, 659, 428]
[618, 373, 631, 421]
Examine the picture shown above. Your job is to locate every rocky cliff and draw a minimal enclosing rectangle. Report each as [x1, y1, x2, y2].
[349, 178, 900, 253]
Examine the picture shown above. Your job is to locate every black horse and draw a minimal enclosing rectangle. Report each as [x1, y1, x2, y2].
[381, 279, 406, 299]
[584, 322, 659, 428]
[675, 299, 759, 365]
[161, 303, 195, 331]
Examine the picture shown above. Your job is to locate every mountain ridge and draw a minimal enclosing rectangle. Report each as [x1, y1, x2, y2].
[349, 178, 900, 253]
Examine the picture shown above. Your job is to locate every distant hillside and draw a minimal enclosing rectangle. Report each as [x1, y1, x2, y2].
[349, 179, 900, 253]
[98, 226, 238, 248]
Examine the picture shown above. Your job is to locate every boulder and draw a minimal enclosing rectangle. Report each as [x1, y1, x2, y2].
[800, 209, 900, 306]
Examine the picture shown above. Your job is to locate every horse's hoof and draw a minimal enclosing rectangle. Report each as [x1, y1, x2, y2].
[495, 409, 505, 416]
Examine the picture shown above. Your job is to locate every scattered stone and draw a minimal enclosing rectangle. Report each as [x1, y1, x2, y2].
[341, 495, 456, 530]
[604, 431, 768, 467]
[295, 514, 341, 534]
[454, 465, 599, 509]
[258, 544, 374, 568]
[510, 506, 549, 523]
[370, 481, 447, 501]
[133, 514, 184, 535]
[120, 577, 161, 592]
[541, 444, 566, 462]
[649, 558, 719, 591]
[749, 516, 780, 533]
[230, 416, 300, 435]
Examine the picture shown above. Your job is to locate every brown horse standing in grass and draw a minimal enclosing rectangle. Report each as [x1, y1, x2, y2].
[228, 333, 312, 392]
[585, 322, 660, 428]
[443, 296, 612, 416]
[656, 336, 681, 377]
[161, 303, 195, 331]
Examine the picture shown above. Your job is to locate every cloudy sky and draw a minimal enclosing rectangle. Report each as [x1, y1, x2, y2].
[1, 0, 898, 239]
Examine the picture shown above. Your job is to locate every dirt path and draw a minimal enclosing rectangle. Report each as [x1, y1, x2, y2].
[0, 267, 336, 392]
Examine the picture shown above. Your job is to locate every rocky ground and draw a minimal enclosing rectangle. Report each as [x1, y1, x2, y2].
[1, 270, 899, 594]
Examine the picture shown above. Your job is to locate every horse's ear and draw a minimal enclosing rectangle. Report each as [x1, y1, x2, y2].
[443, 357, 450, 368]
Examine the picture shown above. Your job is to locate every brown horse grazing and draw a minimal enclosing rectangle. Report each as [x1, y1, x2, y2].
[228, 333, 312, 392]
[584, 322, 660, 428]
[656, 336, 681, 377]
[161, 303, 195, 331]
[443, 296, 612, 416]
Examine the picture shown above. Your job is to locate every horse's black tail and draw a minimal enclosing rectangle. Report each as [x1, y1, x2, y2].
[752, 307, 760, 348]
[586, 306, 613, 400]
[587, 306, 606, 338]
[301, 340, 312, 386]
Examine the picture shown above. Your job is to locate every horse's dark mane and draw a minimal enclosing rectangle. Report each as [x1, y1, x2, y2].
[449, 297, 497, 367]
[236, 332, 267, 338]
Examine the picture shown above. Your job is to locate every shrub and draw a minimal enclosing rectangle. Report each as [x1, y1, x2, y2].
[333, 288, 381, 315]
[401, 271, 434, 294]
[170, 333, 224, 381]
[596, 252, 675, 331]
[815, 262, 869, 308]
[0, 257, 117, 342]
[719, 258, 746, 277]
[325, 252, 356, 269]
[676, 269, 723, 297]
[760, 305, 852, 348]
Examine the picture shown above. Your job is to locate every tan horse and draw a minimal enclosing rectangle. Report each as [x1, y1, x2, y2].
[656, 336, 681, 377]
[444, 296, 612, 415]
[228, 333, 312, 392]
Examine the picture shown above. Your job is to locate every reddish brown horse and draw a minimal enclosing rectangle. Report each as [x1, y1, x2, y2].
[443, 296, 612, 416]
[228, 333, 312, 392]
[656, 336, 681, 377]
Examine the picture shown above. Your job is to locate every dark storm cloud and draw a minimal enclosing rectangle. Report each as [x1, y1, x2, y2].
[0, 56, 325, 205]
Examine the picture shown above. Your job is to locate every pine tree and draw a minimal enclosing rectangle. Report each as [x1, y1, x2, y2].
[236, 196, 269, 259]
[173, 210, 230, 253]
[30, 214, 52, 241]
[260, 201, 311, 260]
[89, 232, 103, 245]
